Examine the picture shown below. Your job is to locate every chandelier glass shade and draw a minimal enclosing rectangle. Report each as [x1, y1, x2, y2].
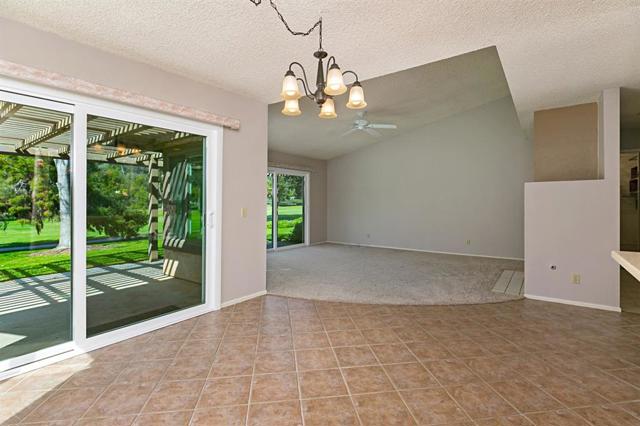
[346, 81, 367, 109]
[325, 64, 348, 96]
[281, 98, 302, 116]
[318, 97, 337, 119]
[280, 71, 301, 100]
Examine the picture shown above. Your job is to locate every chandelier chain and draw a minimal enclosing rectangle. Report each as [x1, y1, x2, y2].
[248, 0, 323, 49]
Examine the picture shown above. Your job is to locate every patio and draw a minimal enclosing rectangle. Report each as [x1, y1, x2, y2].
[0, 261, 201, 361]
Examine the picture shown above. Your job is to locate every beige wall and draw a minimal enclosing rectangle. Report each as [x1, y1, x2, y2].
[0, 18, 268, 304]
[525, 89, 620, 310]
[268, 150, 327, 243]
[533, 103, 598, 181]
[327, 97, 532, 259]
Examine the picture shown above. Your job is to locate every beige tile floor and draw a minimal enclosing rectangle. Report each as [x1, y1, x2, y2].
[2, 295, 640, 425]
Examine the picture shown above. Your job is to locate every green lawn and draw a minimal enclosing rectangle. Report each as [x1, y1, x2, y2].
[0, 219, 105, 248]
[0, 239, 164, 282]
[266, 205, 303, 243]
[0, 208, 208, 282]
[0, 209, 213, 249]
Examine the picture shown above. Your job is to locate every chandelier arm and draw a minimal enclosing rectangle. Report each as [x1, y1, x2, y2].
[325, 56, 337, 78]
[289, 62, 313, 93]
[296, 78, 314, 100]
[341, 70, 361, 85]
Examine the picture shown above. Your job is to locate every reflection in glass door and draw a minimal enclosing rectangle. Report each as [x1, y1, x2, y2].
[85, 115, 206, 336]
[266, 170, 307, 249]
[0, 96, 73, 362]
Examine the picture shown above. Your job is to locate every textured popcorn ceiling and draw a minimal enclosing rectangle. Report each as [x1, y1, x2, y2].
[0, 0, 638, 116]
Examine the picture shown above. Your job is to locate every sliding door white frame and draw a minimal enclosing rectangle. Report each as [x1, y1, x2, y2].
[267, 167, 310, 250]
[0, 90, 77, 374]
[0, 77, 223, 379]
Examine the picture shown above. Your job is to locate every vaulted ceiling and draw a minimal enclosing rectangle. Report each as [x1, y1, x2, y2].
[0, 0, 638, 124]
[268, 47, 514, 159]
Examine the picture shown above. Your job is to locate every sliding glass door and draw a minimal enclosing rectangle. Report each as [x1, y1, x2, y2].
[266, 169, 308, 249]
[0, 94, 74, 363]
[85, 114, 206, 336]
[0, 81, 222, 375]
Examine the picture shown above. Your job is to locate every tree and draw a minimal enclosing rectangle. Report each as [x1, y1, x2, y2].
[0, 154, 59, 234]
[277, 174, 303, 206]
[86, 162, 147, 239]
[55, 159, 71, 248]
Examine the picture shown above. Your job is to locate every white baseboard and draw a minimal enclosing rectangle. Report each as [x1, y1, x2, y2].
[524, 293, 621, 312]
[221, 290, 267, 308]
[325, 241, 524, 261]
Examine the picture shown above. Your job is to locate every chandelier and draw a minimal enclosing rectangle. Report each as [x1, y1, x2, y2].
[249, 0, 367, 119]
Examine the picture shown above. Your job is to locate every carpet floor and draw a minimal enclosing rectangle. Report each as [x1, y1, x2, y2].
[267, 243, 524, 305]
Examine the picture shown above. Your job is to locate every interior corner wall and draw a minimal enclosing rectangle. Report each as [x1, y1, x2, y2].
[0, 18, 268, 304]
[268, 150, 327, 243]
[524, 88, 620, 310]
[326, 96, 532, 259]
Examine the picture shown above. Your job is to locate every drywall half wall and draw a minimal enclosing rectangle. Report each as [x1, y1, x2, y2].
[327, 96, 532, 259]
[268, 151, 327, 244]
[524, 88, 620, 311]
[533, 103, 598, 182]
[0, 18, 268, 305]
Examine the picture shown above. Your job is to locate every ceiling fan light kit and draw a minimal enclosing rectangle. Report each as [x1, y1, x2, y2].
[248, 0, 367, 119]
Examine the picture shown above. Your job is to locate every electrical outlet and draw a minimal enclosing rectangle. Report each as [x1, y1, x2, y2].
[366, 233, 371, 239]
[466, 239, 471, 245]
[240, 207, 247, 218]
[571, 273, 581, 285]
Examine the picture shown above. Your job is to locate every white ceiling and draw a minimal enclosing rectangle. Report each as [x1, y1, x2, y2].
[0, 0, 638, 119]
[268, 47, 512, 159]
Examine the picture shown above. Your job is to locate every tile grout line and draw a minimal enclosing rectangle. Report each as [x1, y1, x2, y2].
[425, 326, 575, 425]
[366, 339, 421, 425]
[290, 299, 306, 426]
[131, 319, 204, 424]
[186, 309, 232, 425]
[320, 304, 364, 426]
[400, 335, 477, 425]
[64, 334, 156, 424]
[244, 297, 264, 426]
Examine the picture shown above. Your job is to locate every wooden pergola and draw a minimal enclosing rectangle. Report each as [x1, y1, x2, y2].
[0, 101, 202, 262]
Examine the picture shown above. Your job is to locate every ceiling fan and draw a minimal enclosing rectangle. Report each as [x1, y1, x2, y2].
[340, 111, 398, 138]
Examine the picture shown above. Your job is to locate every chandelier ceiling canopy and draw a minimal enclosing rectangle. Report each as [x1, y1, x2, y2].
[249, 0, 367, 118]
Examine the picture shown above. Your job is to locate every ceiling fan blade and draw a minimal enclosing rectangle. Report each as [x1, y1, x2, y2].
[364, 128, 382, 138]
[340, 128, 359, 138]
[367, 123, 397, 129]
